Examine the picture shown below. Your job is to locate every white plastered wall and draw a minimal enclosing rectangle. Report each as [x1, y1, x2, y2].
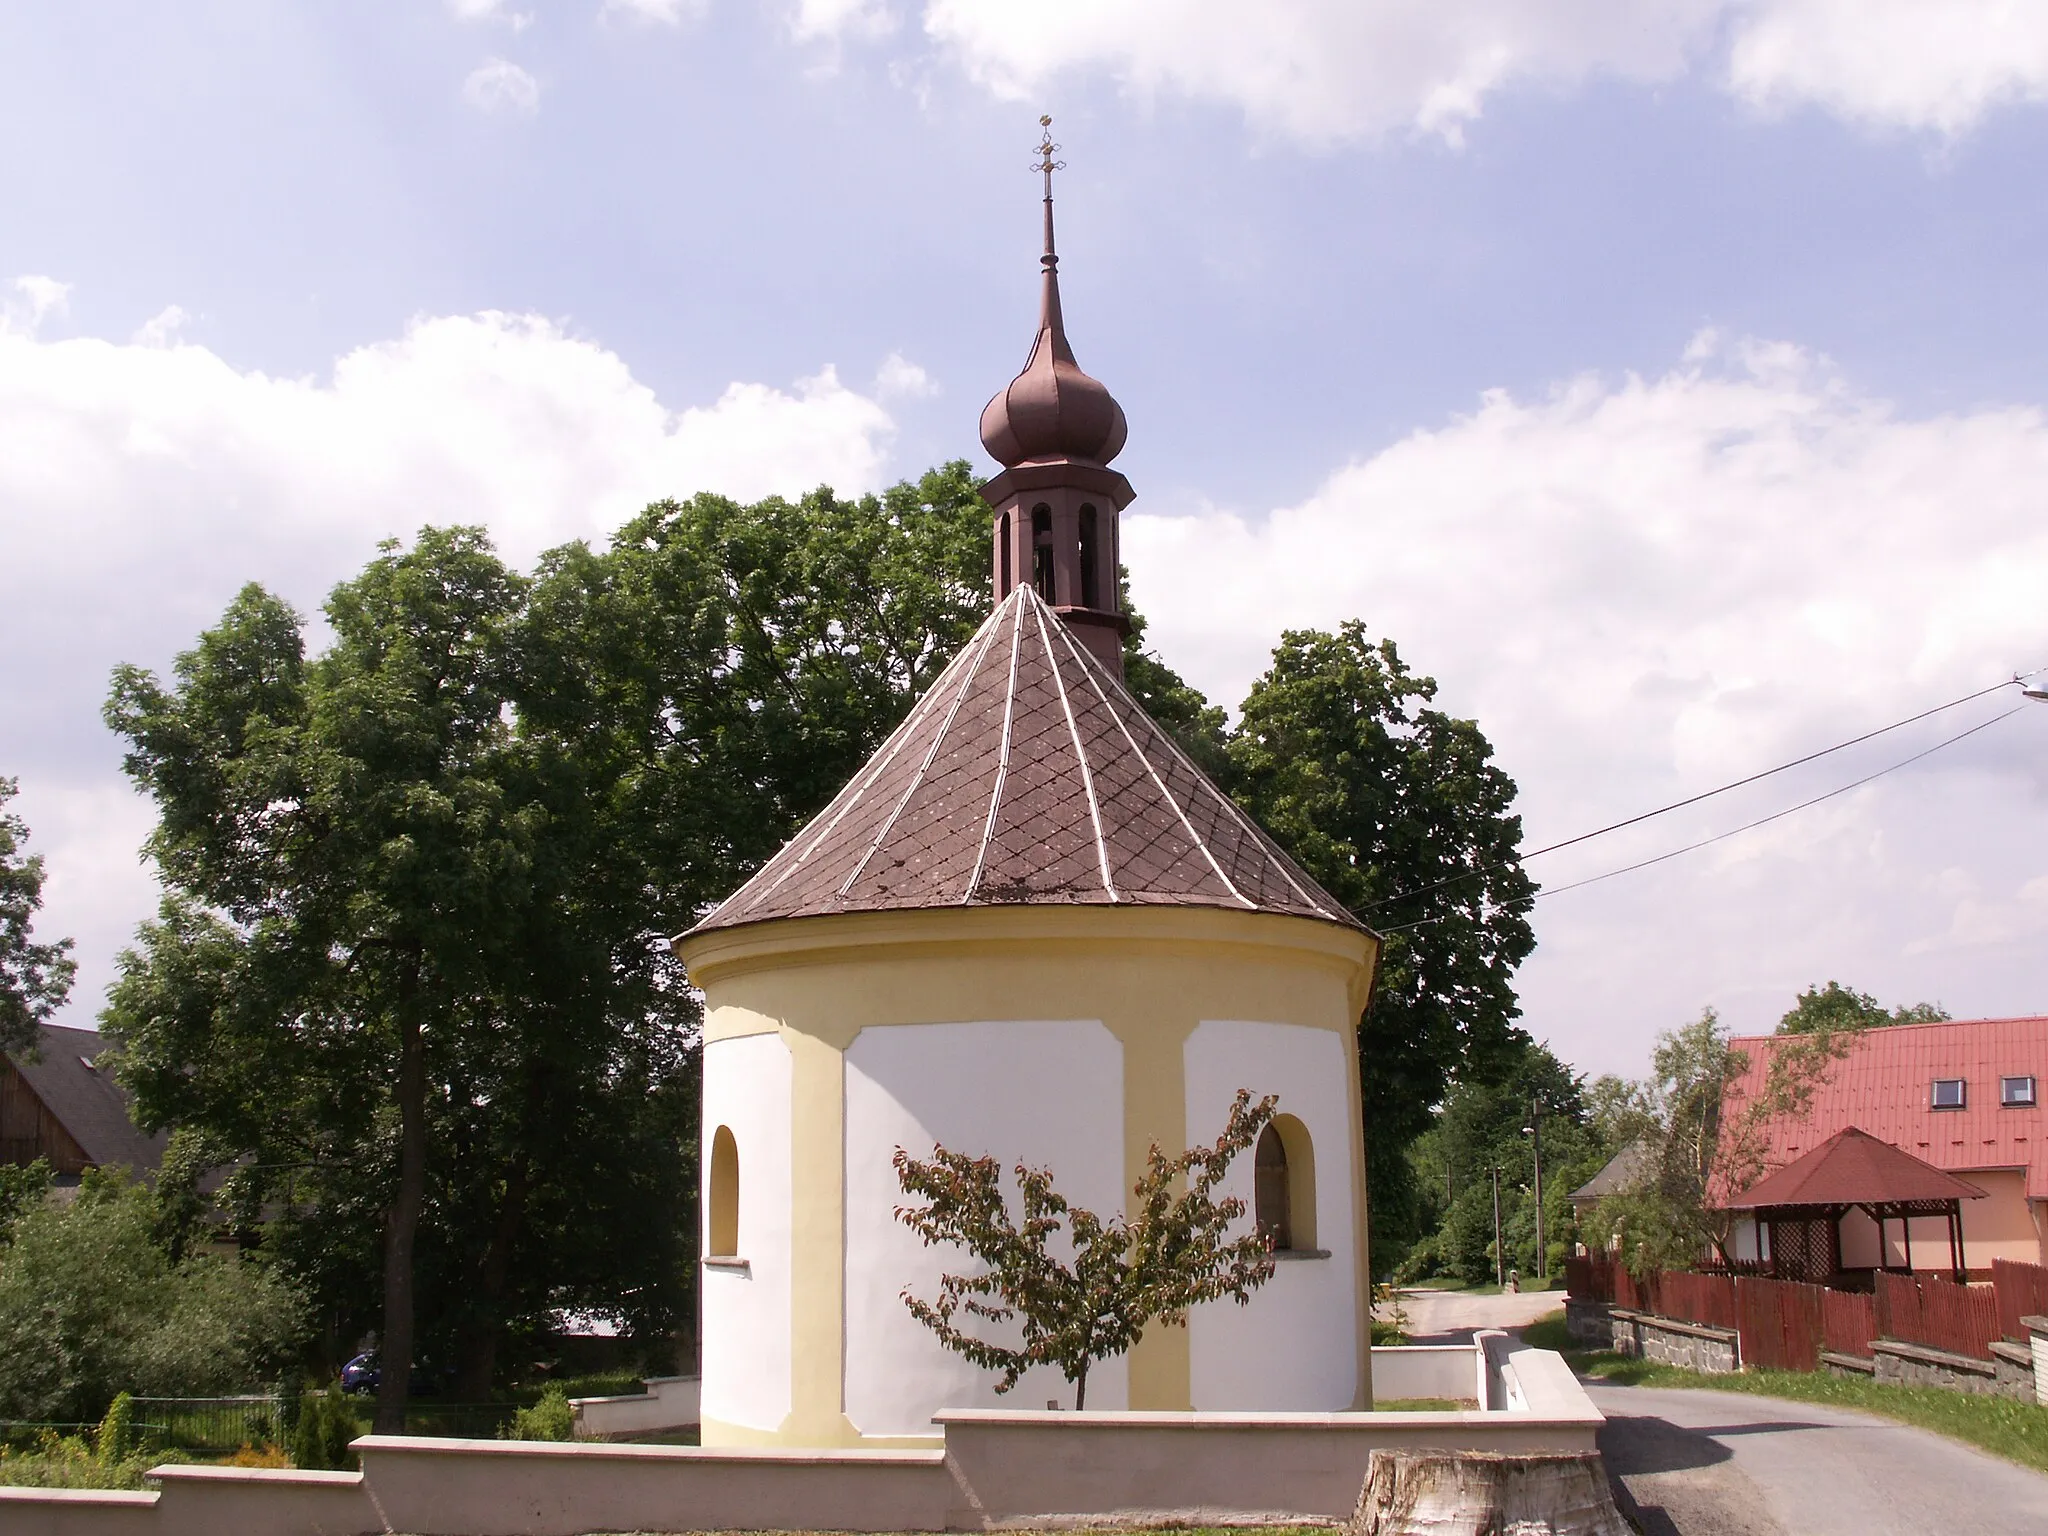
[1184, 1019, 1358, 1410]
[701, 1030, 795, 1433]
[843, 1020, 1128, 1436]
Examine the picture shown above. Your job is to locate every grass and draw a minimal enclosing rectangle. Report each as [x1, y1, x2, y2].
[1519, 1307, 2048, 1475]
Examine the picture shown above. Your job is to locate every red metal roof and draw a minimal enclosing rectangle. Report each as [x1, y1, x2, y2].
[1722, 1016, 2048, 1200]
[1726, 1126, 1986, 1210]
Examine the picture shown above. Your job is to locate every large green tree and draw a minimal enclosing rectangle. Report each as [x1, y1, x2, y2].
[1776, 980, 1948, 1035]
[103, 467, 993, 1422]
[1225, 624, 1536, 1267]
[0, 777, 75, 1057]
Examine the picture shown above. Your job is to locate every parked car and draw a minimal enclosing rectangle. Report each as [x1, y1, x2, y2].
[339, 1350, 448, 1396]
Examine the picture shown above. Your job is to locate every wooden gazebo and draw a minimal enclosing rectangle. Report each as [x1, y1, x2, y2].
[1724, 1126, 1985, 1283]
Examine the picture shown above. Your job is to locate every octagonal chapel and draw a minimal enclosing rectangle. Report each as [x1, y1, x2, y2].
[673, 154, 1381, 1449]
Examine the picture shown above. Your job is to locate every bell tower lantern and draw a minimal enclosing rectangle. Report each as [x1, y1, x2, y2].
[979, 118, 1135, 673]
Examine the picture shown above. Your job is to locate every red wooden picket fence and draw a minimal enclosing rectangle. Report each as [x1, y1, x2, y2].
[1993, 1257, 2048, 1342]
[1566, 1254, 2048, 1368]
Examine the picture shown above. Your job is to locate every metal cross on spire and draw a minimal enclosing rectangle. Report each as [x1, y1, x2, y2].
[1035, 115, 1063, 270]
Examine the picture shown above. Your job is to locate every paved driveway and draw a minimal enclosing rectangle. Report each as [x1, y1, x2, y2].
[1587, 1380, 2048, 1536]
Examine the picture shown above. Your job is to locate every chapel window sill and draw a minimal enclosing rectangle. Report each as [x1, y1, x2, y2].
[1269, 1248, 1331, 1262]
[702, 1256, 752, 1274]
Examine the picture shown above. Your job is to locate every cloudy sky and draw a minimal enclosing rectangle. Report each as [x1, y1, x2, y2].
[5, 1, 2048, 1078]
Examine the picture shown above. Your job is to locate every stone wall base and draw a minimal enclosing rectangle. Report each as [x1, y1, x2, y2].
[1871, 1339, 2033, 1402]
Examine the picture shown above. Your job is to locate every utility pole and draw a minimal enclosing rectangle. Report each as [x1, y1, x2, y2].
[1490, 1164, 1504, 1289]
[1526, 1097, 1547, 1282]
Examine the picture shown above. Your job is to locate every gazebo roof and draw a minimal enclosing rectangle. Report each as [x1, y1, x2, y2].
[1725, 1126, 1986, 1211]
[690, 584, 1359, 936]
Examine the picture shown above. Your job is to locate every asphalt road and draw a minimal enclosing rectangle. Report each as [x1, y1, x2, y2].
[1587, 1380, 2048, 1536]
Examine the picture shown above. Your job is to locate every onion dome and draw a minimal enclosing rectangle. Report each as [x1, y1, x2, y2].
[690, 586, 1358, 935]
[979, 190, 1128, 468]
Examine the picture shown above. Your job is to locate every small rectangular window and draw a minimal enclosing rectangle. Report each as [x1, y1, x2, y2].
[2002, 1075, 2037, 1108]
[1931, 1078, 1966, 1110]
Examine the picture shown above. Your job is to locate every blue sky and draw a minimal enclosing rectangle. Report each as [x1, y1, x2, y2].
[6, 1, 2048, 1077]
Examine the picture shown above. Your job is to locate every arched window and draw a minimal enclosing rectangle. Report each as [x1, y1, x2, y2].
[1078, 505, 1100, 609]
[709, 1125, 740, 1257]
[1255, 1115, 1317, 1253]
[1254, 1126, 1291, 1250]
[1031, 504, 1056, 602]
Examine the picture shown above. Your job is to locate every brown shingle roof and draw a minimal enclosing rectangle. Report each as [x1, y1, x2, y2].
[1725, 1126, 1986, 1210]
[690, 586, 1360, 935]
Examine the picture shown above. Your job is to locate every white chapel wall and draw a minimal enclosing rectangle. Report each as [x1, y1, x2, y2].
[1184, 1018, 1358, 1411]
[700, 1030, 794, 1433]
[843, 1019, 1128, 1437]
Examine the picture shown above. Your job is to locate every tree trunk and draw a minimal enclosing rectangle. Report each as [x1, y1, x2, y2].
[1073, 1362, 1088, 1411]
[375, 979, 429, 1435]
[453, 1148, 531, 1401]
[1351, 1451, 1630, 1536]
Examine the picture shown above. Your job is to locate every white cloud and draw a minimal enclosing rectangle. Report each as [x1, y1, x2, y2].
[0, 296, 903, 1028]
[874, 350, 937, 399]
[792, 0, 2048, 143]
[1726, 0, 2048, 135]
[462, 57, 541, 114]
[130, 305, 188, 348]
[603, 0, 702, 24]
[1124, 332, 2048, 1068]
[791, 0, 898, 44]
[3, 275, 72, 333]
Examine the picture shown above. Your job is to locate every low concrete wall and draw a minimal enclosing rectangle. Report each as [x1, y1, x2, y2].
[356, 1436, 952, 1535]
[0, 1343, 1606, 1535]
[1371, 1344, 1481, 1404]
[569, 1373, 700, 1439]
[1820, 1350, 1876, 1379]
[1871, 1339, 2032, 1401]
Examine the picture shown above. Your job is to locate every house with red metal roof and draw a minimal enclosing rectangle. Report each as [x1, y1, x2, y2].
[1721, 1016, 2048, 1272]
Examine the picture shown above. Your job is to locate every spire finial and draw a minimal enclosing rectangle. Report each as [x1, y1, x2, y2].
[1034, 115, 1063, 271]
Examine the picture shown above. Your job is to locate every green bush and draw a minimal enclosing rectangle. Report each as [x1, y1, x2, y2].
[0, 1428, 184, 1490]
[504, 1384, 575, 1442]
[96, 1392, 137, 1465]
[290, 1384, 360, 1471]
[0, 1175, 305, 1423]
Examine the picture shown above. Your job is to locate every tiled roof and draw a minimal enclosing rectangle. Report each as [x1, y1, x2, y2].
[1722, 1016, 2048, 1200]
[6, 1023, 165, 1173]
[1569, 1138, 1659, 1204]
[691, 586, 1359, 935]
[1726, 1126, 1987, 1209]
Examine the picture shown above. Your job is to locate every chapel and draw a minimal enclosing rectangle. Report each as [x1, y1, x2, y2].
[673, 133, 1381, 1449]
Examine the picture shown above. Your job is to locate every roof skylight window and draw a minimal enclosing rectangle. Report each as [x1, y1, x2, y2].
[1930, 1077, 1966, 1110]
[2002, 1075, 2037, 1108]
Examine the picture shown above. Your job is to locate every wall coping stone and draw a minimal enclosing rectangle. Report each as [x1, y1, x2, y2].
[0, 1487, 158, 1507]
[2022, 1314, 2048, 1337]
[1871, 1339, 1996, 1377]
[1609, 1308, 1738, 1344]
[1990, 1340, 2032, 1370]
[353, 1433, 945, 1466]
[1819, 1351, 1876, 1374]
[147, 1465, 361, 1487]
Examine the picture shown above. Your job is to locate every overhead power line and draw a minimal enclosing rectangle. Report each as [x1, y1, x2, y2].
[1368, 668, 2043, 923]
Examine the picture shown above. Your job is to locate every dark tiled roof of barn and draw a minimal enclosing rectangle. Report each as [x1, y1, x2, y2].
[690, 585, 1360, 935]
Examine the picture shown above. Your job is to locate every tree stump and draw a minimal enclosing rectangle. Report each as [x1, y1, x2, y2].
[1351, 1450, 1632, 1536]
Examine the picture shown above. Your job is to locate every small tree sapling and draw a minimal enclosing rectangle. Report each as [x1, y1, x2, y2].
[892, 1089, 1281, 1410]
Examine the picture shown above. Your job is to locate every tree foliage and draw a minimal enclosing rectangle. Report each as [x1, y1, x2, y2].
[0, 777, 75, 1057]
[1226, 624, 1536, 1266]
[1776, 979, 1948, 1035]
[0, 1173, 304, 1422]
[101, 467, 993, 1418]
[893, 1090, 1280, 1409]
